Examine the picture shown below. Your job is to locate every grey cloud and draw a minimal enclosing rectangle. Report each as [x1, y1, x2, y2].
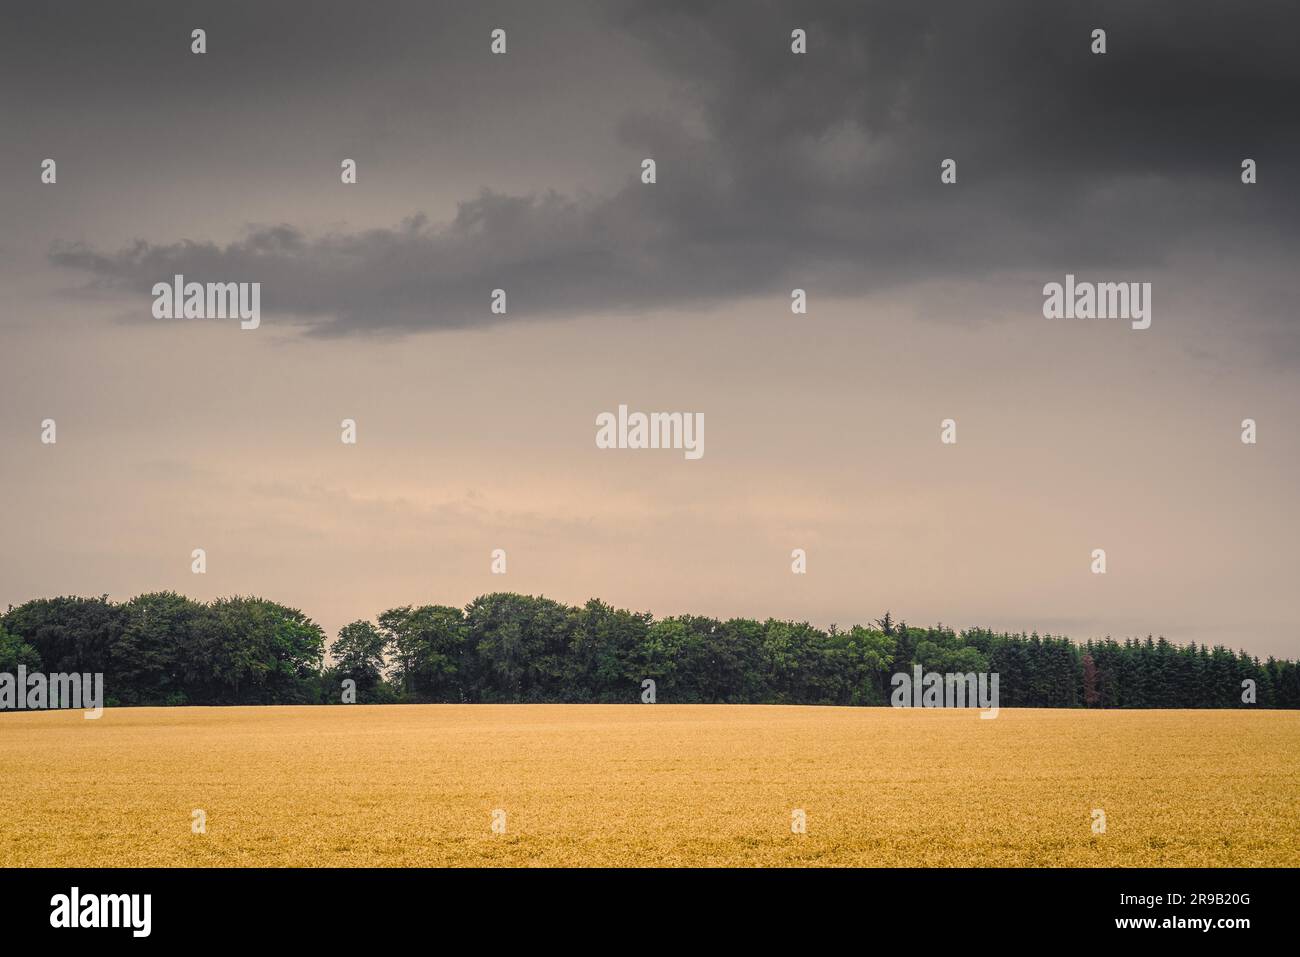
[44, 0, 1300, 335]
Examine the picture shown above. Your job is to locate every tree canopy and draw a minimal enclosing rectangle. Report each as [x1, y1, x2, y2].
[2, 592, 1296, 709]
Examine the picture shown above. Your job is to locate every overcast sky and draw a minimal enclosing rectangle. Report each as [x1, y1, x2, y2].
[2, 0, 1297, 658]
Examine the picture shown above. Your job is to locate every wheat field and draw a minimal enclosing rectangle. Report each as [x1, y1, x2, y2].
[1, 705, 1296, 866]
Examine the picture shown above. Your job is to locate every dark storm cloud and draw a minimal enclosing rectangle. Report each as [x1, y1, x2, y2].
[42, 0, 1300, 334]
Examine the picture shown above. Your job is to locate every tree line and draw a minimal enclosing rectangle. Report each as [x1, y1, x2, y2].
[2, 592, 1297, 709]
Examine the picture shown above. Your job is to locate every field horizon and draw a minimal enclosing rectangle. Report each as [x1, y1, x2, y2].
[3, 703, 1296, 868]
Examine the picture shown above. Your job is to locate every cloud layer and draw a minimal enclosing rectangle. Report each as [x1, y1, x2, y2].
[43, 0, 1300, 337]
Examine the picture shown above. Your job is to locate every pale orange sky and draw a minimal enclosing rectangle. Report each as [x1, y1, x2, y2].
[3, 271, 1297, 657]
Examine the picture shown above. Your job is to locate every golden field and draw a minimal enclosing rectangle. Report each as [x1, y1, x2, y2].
[1, 705, 1296, 867]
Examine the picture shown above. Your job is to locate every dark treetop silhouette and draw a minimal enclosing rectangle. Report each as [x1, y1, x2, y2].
[2, 592, 1297, 709]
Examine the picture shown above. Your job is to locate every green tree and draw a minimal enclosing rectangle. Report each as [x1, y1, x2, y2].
[377, 605, 466, 701]
[190, 597, 324, 704]
[330, 620, 389, 701]
[2, 595, 123, 675]
[113, 592, 205, 705]
[0, 624, 41, 672]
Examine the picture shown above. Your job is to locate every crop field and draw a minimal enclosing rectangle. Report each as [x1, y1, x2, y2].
[1, 705, 1296, 867]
